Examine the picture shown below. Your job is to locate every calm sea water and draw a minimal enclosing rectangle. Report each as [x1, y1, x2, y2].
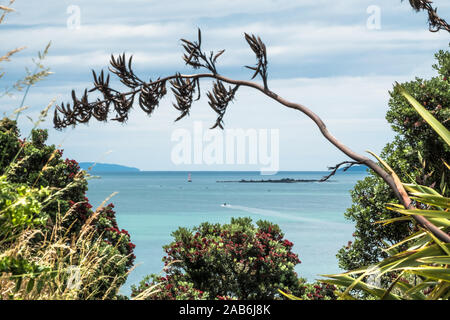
[85, 171, 367, 296]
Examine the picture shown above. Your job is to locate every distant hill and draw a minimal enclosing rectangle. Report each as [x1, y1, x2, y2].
[79, 162, 140, 173]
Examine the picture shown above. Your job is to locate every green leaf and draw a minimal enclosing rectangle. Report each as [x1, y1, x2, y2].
[341, 270, 367, 298]
[444, 161, 450, 171]
[387, 276, 428, 300]
[375, 216, 412, 226]
[36, 279, 45, 294]
[397, 86, 450, 146]
[366, 150, 395, 174]
[409, 193, 450, 209]
[403, 183, 441, 196]
[403, 281, 432, 299]
[440, 173, 447, 196]
[371, 244, 450, 276]
[26, 278, 34, 293]
[427, 217, 450, 228]
[277, 289, 302, 300]
[321, 274, 401, 300]
[14, 277, 22, 293]
[408, 267, 450, 282]
[387, 207, 450, 220]
[396, 281, 427, 300]
[423, 228, 450, 256]
[417, 256, 450, 264]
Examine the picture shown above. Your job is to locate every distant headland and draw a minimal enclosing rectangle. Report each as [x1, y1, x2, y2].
[216, 165, 368, 183]
[79, 162, 140, 173]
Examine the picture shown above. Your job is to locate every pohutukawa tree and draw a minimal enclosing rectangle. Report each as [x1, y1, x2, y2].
[53, 29, 450, 244]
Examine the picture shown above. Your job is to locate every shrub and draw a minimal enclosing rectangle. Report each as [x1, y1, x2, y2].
[0, 119, 136, 299]
[337, 49, 450, 271]
[0, 180, 129, 300]
[0, 175, 49, 234]
[324, 89, 450, 300]
[131, 217, 303, 300]
[298, 280, 338, 300]
[0, 3, 136, 299]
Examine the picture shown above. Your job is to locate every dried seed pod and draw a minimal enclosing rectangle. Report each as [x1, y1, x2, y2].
[244, 33, 269, 90]
[170, 75, 198, 122]
[109, 54, 143, 88]
[53, 30, 240, 130]
[181, 28, 225, 74]
[207, 81, 239, 129]
[139, 80, 167, 115]
[111, 93, 135, 123]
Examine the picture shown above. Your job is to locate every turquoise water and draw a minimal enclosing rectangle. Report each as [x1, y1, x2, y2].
[85, 171, 366, 296]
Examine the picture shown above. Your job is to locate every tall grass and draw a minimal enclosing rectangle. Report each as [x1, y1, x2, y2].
[1, 182, 112, 299]
[0, 155, 163, 300]
[0, 2, 161, 299]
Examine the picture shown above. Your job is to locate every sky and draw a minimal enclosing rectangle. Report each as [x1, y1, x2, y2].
[1, 0, 449, 171]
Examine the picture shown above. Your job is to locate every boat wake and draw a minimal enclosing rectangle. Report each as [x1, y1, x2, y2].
[220, 204, 338, 225]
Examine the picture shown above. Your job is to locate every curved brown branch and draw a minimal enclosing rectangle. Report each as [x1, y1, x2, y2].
[53, 32, 450, 243]
[403, 0, 450, 33]
[58, 71, 450, 242]
[207, 74, 450, 243]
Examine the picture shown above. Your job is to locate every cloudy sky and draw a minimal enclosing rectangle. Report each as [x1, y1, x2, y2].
[1, 0, 449, 171]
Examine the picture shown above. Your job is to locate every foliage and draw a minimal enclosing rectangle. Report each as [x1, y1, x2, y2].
[296, 280, 338, 300]
[337, 49, 450, 271]
[131, 217, 303, 300]
[0, 155, 136, 299]
[131, 274, 218, 300]
[0, 2, 141, 300]
[323, 87, 450, 300]
[0, 118, 137, 299]
[0, 200, 132, 300]
[387, 51, 450, 164]
[0, 175, 49, 235]
[279, 280, 338, 300]
[325, 180, 450, 300]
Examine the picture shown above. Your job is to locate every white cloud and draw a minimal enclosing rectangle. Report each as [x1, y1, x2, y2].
[2, 20, 447, 82]
[2, 0, 449, 170]
[4, 0, 357, 26]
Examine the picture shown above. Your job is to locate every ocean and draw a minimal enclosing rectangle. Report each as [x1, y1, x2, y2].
[85, 170, 367, 296]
